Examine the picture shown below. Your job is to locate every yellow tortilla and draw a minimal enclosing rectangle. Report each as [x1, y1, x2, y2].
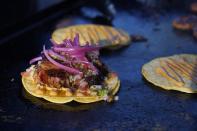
[52, 24, 131, 49]
[142, 54, 197, 93]
[22, 88, 104, 111]
[22, 67, 120, 104]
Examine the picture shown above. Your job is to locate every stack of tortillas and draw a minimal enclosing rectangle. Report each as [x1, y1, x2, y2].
[142, 54, 197, 93]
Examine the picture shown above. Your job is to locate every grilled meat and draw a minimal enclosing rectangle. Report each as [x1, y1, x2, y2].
[35, 52, 110, 90]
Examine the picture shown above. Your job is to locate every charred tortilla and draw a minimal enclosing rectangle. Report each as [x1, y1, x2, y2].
[21, 34, 120, 103]
[52, 24, 130, 49]
[142, 54, 197, 93]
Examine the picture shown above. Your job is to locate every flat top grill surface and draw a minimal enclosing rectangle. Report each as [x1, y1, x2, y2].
[0, 6, 197, 130]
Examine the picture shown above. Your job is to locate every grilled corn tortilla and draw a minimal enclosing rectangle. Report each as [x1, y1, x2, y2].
[142, 54, 197, 93]
[22, 88, 104, 111]
[22, 66, 120, 104]
[52, 24, 131, 49]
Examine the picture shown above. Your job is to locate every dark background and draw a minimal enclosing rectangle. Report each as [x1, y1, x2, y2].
[0, 0, 197, 130]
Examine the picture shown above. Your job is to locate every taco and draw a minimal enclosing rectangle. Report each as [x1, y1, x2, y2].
[52, 24, 130, 50]
[21, 34, 120, 103]
[172, 15, 197, 31]
[142, 54, 197, 93]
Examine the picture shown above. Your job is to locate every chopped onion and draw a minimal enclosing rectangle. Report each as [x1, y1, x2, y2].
[43, 45, 82, 74]
[29, 56, 42, 64]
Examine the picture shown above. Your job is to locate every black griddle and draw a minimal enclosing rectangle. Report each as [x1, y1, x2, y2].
[0, 0, 197, 130]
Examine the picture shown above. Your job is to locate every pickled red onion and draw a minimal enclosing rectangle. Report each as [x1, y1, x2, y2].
[29, 56, 42, 64]
[43, 45, 82, 74]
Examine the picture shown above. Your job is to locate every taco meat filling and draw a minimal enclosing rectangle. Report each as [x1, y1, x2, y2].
[34, 52, 109, 92]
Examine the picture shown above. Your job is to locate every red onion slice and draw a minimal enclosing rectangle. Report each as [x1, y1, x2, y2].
[68, 39, 74, 46]
[39, 34, 101, 74]
[48, 50, 71, 64]
[29, 56, 42, 64]
[53, 46, 100, 53]
[53, 47, 75, 52]
[73, 33, 79, 46]
[63, 39, 72, 47]
[43, 45, 82, 75]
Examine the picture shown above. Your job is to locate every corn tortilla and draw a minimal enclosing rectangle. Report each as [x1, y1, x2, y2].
[142, 54, 197, 93]
[52, 24, 131, 49]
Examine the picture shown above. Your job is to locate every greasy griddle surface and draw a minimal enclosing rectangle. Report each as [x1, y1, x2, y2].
[0, 11, 197, 130]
